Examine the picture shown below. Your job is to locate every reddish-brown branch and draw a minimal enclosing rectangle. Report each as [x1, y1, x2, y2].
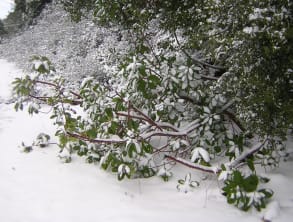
[33, 80, 82, 99]
[165, 155, 220, 174]
[33, 80, 58, 88]
[29, 94, 82, 105]
[114, 92, 163, 131]
[130, 104, 163, 131]
[141, 130, 187, 140]
[29, 94, 49, 102]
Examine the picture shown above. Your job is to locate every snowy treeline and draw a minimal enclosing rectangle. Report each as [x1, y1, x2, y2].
[0, 0, 129, 81]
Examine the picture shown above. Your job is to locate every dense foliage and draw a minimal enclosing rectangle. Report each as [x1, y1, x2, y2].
[12, 0, 293, 211]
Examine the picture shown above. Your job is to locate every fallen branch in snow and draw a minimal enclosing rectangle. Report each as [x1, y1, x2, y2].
[228, 139, 268, 169]
[141, 130, 188, 140]
[166, 139, 267, 174]
[165, 155, 220, 174]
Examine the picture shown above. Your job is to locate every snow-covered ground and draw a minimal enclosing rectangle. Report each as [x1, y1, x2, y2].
[0, 59, 293, 222]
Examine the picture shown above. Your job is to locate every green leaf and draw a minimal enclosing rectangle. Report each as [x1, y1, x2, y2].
[247, 158, 255, 172]
[105, 107, 113, 119]
[258, 189, 273, 198]
[142, 142, 153, 154]
[127, 119, 139, 131]
[138, 65, 146, 76]
[243, 174, 258, 193]
[108, 121, 119, 134]
[86, 128, 97, 139]
[128, 143, 137, 158]
[137, 78, 146, 93]
[233, 171, 243, 184]
[148, 74, 161, 89]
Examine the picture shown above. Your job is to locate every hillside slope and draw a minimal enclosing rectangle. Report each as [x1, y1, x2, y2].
[0, 0, 129, 81]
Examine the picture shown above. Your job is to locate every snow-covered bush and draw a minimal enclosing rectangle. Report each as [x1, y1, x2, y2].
[10, 0, 293, 212]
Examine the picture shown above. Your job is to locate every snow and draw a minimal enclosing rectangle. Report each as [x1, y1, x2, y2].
[0, 60, 293, 222]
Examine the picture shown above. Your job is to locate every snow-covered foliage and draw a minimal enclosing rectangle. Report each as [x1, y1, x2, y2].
[3, 0, 293, 213]
[0, 1, 130, 82]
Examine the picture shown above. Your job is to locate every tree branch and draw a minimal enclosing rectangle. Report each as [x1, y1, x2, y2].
[66, 132, 126, 144]
[165, 155, 220, 174]
[223, 110, 245, 132]
[228, 139, 268, 169]
[141, 130, 187, 140]
[33, 80, 82, 99]
[173, 32, 225, 71]
[130, 104, 163, 131]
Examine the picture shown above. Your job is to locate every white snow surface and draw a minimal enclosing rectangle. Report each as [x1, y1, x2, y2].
[0, 59, 293, 221]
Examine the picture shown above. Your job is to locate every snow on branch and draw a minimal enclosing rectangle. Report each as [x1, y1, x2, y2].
[228, 139, 268, 169]
[165, 155, 220, 174]
[66, 132, 127, 144]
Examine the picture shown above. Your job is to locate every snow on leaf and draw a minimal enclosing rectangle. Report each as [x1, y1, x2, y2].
[198, 148, 210, 162]
[80, 77, 94, 88]
[134, 142, 141, 153]
[191, 147, 210, 163]
[203, 106, 210, 114]
[180, 139, 190, 146]
[182, 79, 188, 89]
[191, 148, 200, 162]
[208, 117, 213, 126]
[157, 167, 172, 177]
[118, 164, 130, 175]
[218, 170, 230, 181]
[170, 140, 180, 150]
[32, 60, 43, 70]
